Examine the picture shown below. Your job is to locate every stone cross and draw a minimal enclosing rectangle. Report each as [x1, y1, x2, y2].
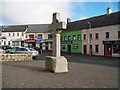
[49, 12, 66, 57]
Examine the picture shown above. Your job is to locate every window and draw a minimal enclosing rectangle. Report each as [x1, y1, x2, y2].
[90, 34, 92, 40]
[29, 34, 34, 39]
[17, 33, 19, 36]
[22, 33, 24, 36]
[48, 34, 52, 39]
[73, 44, 78, 49]
[26, 35, 28, 38]
[83, 34, 86, 40]
[4, 41, 6, 45]
[68, 35, 71, 41]
[9, 33, 10, 36]
[118, 31, 120, 38]
[95, 33, 99, 39]
[78, 34, 81, 41]
[8, 41, 10, 45]
[38, 34, 42, 39]
[64, 36, 67, 41]
[73, 35, 76, 40]
[13, 33, 15, 36]
[61, 36, 63, 41]
[106, 32, 109, 38]
[95, 44, 99, 53]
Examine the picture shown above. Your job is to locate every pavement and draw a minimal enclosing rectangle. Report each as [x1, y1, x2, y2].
[2, 51, 119, 88]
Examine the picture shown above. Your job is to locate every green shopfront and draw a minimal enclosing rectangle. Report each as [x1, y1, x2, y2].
[61, 30, 82, 54]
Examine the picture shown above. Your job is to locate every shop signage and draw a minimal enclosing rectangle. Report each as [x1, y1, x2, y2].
[36, 39, 44, 43]
[25, 39, 36, 43]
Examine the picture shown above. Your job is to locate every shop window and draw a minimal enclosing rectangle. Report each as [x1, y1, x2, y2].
[95, 33, 99, 39]
[38, 34, 42, 39]
[73, 35, 76, 41]
[113, 45, 120, 53]
[95, 44, 99, 53]
[118, 31, 120, 38]
[78, 34, 81, 41]
[106, 32, 109, 38]
[73, 44, 78, 49]
[68, 35, 71, 41]
[83, 34, 86, 40]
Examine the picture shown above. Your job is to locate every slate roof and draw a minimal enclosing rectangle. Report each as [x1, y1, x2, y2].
[26, 24, 49, 33]
[67, 11, 120, 30]
[0, 26, 3, 32]
[2, 25, 28, 32]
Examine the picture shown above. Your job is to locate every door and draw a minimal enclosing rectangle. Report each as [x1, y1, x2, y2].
[83, 45, 87, 54]
[105, 45, 112, 56]
[67, 45, 71, 53]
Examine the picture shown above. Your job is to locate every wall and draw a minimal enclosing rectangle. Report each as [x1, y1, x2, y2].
[0, 54, 32, 62]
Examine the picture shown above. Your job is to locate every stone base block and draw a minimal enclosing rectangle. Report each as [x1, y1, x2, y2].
[45, 56, 68, 73]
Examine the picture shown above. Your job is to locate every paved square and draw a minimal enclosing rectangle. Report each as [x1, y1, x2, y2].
[2, 52, 119, 88]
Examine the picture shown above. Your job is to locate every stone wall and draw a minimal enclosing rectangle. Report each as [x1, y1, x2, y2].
[0, 54, 32, 62]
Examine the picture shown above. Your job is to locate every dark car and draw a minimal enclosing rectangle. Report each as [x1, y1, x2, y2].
[0, 45, 12, 51]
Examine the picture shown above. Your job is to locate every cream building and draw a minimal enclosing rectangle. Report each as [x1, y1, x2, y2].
[82, 8, 120, 57]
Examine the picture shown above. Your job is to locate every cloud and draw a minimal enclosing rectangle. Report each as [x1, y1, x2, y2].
[1, 1, 71, 25]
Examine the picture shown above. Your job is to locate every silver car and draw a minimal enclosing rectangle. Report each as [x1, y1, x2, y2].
[9, 47, 39, 58]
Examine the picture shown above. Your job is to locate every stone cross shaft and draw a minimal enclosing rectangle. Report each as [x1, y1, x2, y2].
[49, 12, 66, 57]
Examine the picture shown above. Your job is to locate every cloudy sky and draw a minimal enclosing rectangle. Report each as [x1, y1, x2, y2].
[0, 0, 119, 26]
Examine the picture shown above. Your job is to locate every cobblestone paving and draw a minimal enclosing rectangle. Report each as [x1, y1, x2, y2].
[2, 52, 119, 88]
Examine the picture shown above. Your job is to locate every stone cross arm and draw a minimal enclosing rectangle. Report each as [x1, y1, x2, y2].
[48, 12, 66, 34]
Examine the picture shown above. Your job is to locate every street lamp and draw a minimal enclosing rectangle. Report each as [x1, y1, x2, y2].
[87, 21, 92, 56]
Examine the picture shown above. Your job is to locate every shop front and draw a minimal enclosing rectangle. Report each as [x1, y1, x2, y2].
[36, 39, 44, 49]
[103, 40, 120, 57]
[25, 39, 36, 48]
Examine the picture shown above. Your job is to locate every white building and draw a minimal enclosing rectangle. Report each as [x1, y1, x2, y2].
[1, 25, 28, 47]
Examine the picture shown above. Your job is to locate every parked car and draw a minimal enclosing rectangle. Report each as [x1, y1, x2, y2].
[0, 48, 5, 54]
[8, 47, 39, 58]
[0, 45, 12, 51]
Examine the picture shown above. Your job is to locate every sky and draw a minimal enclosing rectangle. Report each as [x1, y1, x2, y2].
[0, 0, 119, 26]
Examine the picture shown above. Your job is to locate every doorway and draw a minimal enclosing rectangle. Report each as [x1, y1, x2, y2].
[67, 45, 71, 53]
[104, 45, 112, 56]
[83, 45, 87, 54]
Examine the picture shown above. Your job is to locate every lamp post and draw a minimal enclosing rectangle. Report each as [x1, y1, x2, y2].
[87, 21, 92, 56]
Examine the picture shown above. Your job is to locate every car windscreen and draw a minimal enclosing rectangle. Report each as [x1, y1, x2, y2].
[28, 48, 36, 51]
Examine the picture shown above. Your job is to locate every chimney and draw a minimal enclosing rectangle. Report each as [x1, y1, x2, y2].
[107, 7, 112, 15]
[67, 18, 71, 24]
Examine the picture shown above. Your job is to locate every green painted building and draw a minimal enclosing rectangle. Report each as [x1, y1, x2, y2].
[61, 30, 82, 54]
